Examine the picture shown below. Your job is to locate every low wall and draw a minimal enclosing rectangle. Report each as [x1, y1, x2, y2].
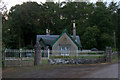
[48, 58, 106, 64]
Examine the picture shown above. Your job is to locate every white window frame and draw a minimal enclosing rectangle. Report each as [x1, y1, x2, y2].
[60, 46, 70, 56]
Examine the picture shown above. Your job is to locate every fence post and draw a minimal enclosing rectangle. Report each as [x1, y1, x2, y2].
[3, 48, 6, 67]
[77, 50, 78, 58]
[106, 47, 112, 63]
[19, 49, 22, 66]
[48, 48, 50, 59]
[34, 42, 42, 65]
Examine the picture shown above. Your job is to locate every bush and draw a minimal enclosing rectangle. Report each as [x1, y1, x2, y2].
[112, 48, 118, 52]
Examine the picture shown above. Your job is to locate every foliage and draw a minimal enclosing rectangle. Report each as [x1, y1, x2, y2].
[81, 26, 100, 49]
[41, 59, 48, 64]
[2, 1, 120, 50]
[98, 33, 113, 50]
[112, 48, 118, 52]
[112, 55, 118, 63]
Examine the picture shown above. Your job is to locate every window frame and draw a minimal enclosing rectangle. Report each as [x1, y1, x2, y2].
[60, 46, 70, 56]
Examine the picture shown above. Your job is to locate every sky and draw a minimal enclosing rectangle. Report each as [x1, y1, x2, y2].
[1, 0, 120, 11]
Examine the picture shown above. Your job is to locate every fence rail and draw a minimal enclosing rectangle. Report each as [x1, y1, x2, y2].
[5, 57, 34, 60]
[2, 47, 118, 66]
[5, 49, 35, 53]
[3, 49, 105, 60]
[2, 49, 105, 66]
[4, 49, 105, 57]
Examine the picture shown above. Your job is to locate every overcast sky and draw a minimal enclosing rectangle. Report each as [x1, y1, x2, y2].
[1, 0, 120, 11]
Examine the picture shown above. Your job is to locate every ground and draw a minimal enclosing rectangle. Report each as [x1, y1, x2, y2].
[2, 62, 118, 78]
[81, 63, 118, 78]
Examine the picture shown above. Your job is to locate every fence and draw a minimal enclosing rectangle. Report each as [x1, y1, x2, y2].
[3, 47, 118, 66]
[3, 49, 106, 66]
[3, 49, 35, 66]
[48, 50, 106, 64]
[49, 50, 105, 58]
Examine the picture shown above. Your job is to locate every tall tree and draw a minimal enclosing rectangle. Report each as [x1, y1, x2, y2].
[88, 2, 114, 49]
[81, 26, 100, 49]
[116, 8, 120, 50]
[108, 2, 119, 49]
[2, 1, 119, 50]
[6, 2, 43, 48]
[42, 2, 63, 34]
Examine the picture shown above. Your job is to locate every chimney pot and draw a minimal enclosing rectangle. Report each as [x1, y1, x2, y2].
[46, 29, 50, 35]
[73, 23, 76, 40]
[73, 23, 75, 28]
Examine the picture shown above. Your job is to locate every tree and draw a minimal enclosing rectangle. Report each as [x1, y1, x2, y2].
[88, 2, 113, 34]
[1, 2, 13, 48]
[86, 2, 116, 49]
[5, 2, 43, 48]
[108, 2, 118, 14]
[116, 8, 120, 50]
[98, 33, 113, 50]
[81, 26, 100, 49]
[2, 1, 119, 50]
[108, 2, 119, 50]
[42, 2, 63, 34]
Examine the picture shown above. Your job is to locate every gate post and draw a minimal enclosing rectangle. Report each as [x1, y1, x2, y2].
[19, 49, 22, 66]
[2, 48, 6, 67]
[34, 42, 42, 65]
[106, 47, 112, 63]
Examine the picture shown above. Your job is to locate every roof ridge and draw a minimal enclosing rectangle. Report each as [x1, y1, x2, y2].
[51, 30, 81, 48]
[37, 35, 80, 36]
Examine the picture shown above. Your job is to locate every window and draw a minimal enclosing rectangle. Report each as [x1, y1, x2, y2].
[60, 46, 70, 56]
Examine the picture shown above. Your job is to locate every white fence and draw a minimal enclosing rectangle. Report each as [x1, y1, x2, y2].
[5, 49, 35, 53]
[3, 49, 105, 59]
[3, 49, 35, 66]
[3, 49, 34, 61]
[2, 49, 105, 66]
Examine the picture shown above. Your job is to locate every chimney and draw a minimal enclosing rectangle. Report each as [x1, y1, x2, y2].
[73, 23, 76, 40]
[46, 29, 50, 35]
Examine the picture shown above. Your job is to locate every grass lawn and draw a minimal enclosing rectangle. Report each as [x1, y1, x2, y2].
[21, 57, 48, 64]
[41, 58, 48, 64]
[112, 55, 118, 63]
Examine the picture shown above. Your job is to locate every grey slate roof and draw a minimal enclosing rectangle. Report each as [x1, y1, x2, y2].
[36, 35, 82, 47]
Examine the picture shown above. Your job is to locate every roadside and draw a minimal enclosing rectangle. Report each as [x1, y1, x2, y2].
[2, 63, 114, 78]
[81, 63, 118, 78]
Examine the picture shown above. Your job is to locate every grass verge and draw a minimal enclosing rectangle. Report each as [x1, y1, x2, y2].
[50, 55, 105, 59]
[112, 55, 118, 63]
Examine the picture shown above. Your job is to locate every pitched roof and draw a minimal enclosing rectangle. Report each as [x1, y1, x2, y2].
[37, 35, 59, 46]
[36, 30, 82, 48]
[51, 30, 81, 48]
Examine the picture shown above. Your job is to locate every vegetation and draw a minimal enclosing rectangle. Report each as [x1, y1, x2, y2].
[41, 59, 48, 64]
[50, 54, 105, 59]
[2, 1, 120, 50]
[112, 55, 118, 63]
